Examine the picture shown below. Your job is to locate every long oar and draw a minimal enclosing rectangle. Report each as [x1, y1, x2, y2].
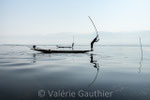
[88, 16, 99, 51]
[88, 16, 99, 36]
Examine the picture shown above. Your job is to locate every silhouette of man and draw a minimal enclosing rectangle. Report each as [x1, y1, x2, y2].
[72, 43, 74, 50]
[91, 35, 99, 51]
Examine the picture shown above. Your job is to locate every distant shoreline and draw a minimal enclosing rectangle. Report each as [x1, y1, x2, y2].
[0, 44, 150, 47]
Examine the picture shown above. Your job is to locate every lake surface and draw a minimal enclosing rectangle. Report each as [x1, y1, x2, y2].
[0, 45, 150, 100]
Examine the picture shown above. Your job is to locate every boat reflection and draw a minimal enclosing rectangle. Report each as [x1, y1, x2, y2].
[32, 53, 100, 87]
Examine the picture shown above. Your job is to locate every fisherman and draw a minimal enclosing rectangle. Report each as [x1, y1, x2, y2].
[91, 35, 99, 51]
[72, 42, 74, 50]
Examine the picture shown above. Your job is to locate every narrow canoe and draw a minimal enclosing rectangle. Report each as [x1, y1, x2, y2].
[32, 48, 90, 53]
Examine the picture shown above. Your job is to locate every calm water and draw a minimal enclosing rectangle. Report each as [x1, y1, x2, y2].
[0, 45, 150, 100]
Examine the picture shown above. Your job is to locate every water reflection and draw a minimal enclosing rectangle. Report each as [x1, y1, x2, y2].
[32, 53, 51, 63]
[32, 53, 36, 63]
[88, 54, 100, 87]
[32, 53, 100, 87]
[138, 37, 143, 74]
[138, 52, 143, 74]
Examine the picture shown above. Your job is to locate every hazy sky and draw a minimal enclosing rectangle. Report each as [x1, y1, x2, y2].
[0, 0, 150, 44]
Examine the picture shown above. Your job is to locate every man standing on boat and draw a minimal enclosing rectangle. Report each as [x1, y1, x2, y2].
[88, 16, 99, 51]
[91, 34, 99, 51]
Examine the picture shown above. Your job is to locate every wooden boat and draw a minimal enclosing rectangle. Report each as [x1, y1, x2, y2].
[32, 48, 90, 53]
[32, 16, 99, 54]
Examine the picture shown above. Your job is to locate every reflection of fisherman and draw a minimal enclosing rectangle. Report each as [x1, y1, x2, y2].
[91, 35, 99, 51]
[90, 54, 99, 70]
[33, 53, 36, 63]
[88, 53, 100, 87]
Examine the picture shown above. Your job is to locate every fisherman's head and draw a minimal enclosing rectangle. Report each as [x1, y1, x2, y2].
[33, 45, 36, 49]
